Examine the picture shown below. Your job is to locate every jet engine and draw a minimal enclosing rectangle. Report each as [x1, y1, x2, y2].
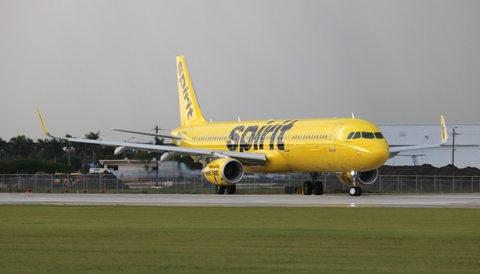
[202, 158, 244, 185]
[337, 169, 379, 186]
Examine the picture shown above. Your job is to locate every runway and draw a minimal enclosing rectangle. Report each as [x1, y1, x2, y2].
[1, 193, 479, 208]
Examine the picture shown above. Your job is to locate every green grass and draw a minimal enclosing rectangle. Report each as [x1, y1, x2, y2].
[0, 206, 479, 274]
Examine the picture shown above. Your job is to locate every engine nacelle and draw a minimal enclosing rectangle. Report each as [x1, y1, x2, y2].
[202, 158, 244, 185]
[337, 169, 379, 186]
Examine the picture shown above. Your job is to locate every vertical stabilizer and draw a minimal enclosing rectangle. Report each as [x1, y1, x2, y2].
[176, 56, 207, 126]
[440, 115, 448, 144]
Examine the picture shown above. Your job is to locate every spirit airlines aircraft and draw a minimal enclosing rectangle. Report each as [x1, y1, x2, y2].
[38, 56, 448, 196]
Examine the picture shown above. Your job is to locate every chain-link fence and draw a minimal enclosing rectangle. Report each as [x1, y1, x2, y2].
[1, 173, 479, 194]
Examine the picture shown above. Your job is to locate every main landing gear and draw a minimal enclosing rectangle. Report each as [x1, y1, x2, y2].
[303, 172, 324, 195]
[215, 184, 236, 195]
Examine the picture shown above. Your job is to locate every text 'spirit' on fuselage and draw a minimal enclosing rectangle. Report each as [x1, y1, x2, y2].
[226, 120, 297, 152]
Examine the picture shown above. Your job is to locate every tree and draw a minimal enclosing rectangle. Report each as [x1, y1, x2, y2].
[9, 135, 35, 159]
[74, 132, 100, 173]
[36, 139, 46, 162]
[42, 138, 67, 163]
[0, 138, 7, 160]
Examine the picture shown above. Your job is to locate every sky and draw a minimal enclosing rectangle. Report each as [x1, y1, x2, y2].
[1, 0, 479, 143]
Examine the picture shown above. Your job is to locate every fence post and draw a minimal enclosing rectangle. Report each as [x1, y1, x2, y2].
[453, 176, 455, 193]
[397, 174, 400, 193]
[415, 174, 418, 192]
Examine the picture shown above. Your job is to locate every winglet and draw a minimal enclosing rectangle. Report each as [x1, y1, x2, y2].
[440, 115, 448, 144]
[36, 108, 59, 139]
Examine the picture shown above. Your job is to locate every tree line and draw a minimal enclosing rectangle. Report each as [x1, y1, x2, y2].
[0, 132, 192, 174]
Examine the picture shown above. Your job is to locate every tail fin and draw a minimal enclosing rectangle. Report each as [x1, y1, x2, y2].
[176, 56, 207, 126]
[440, 115, 448, 144]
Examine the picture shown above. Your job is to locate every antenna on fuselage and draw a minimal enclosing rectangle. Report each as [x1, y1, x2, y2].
[351, 112, 355, 119]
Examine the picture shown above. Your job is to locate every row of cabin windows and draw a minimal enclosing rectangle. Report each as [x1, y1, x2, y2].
[193, 136, 228, 141]
[191, 132, 384, 142]
[192, 134, 327, 142]
[292, 134, 328, 140]
[192, 136, 284, 141]
[346, 132, 384, 140]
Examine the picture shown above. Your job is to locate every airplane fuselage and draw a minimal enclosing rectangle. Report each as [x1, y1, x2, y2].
[171, 117, 390, 174]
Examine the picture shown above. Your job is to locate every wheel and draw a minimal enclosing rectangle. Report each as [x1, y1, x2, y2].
[215, 185, 225, 194]
[349, 187, 356, 196]
[349, 187, 362, 196]
[303, 181, 313, 195]
[226, 184, 236, 195]
[314, 181, 324, 195]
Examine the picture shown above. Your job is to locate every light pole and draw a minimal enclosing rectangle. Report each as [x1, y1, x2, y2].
[451, 127, 459, 166]
[153, 126, 162, 187]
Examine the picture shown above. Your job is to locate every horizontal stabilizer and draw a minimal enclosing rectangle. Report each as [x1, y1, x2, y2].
[111, 128, 181, 140]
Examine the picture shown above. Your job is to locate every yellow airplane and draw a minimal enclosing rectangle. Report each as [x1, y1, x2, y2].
[38, 56, 448, 196]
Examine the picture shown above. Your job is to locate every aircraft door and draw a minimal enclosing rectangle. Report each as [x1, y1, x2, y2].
[328, 123, 343, 152]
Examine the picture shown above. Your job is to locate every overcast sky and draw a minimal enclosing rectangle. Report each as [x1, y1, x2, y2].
[1, 0, 479, 143]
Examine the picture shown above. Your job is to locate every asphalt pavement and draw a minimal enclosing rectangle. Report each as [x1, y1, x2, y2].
[1, 193, 479, 208]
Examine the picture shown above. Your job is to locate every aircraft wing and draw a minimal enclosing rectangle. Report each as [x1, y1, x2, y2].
[37, 108, 266, 166]
[65, 137, 267, 166]
[388, 144, 443, 158]
[388, 115, 448, 158]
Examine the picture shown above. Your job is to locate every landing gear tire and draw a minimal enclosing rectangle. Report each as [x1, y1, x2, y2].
[349, 187, 362, 196]
[215, 185, 225, 195]
[226, 184, 236, 195]
[314, 181, 324, 195]
[303, 181, 313, 195]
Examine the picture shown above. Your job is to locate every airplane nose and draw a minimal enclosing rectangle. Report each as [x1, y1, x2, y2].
[366, 142, 390, 168]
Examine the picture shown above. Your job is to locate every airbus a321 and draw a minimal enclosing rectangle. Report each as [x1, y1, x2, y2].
[37, 56, 448, 196]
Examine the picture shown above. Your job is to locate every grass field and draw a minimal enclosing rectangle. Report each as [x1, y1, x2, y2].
[0, 206, 479, 274]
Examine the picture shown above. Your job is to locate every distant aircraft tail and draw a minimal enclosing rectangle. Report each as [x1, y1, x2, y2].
[176, 56, 207, 127]
[440, 115, 448, 144]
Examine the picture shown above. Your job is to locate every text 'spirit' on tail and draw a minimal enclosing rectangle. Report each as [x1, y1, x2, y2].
[440, 115, 448, 144]
[176, 56, 207, 126]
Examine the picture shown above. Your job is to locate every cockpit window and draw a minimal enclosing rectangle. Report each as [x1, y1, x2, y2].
[374, 132, 384, 139]
[362, 132, 375, 139]
[347, 131, 385, 140]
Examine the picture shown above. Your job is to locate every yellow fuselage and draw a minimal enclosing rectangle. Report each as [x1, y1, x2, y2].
[171, 117, 390, 174]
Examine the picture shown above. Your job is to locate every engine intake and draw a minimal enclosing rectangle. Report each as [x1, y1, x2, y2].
[338, 169, 379, 186]
[202, 158, 244, 185]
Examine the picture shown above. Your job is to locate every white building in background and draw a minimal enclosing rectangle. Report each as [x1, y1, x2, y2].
[379, 123, 480, 168]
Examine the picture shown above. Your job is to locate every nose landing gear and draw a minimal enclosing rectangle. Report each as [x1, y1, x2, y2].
[348, 171, 363, 196]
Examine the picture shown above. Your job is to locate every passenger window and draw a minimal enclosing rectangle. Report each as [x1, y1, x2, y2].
[362, 132, 375, 139]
